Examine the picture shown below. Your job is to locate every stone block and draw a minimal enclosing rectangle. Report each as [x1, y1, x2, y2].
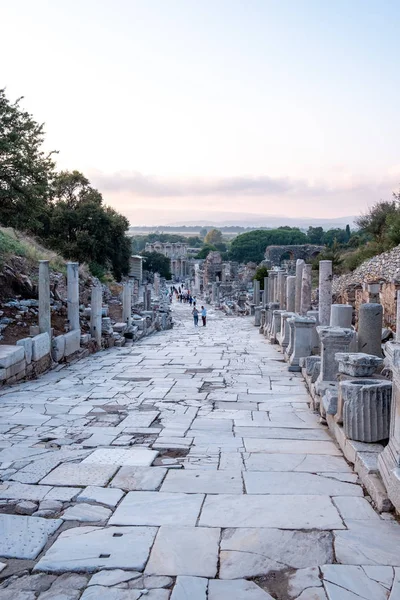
[4, 359, 26, 378]
[0, 344, 25, 368]
[64, 330, 81, 356]
[29, 325, 40, 336]
[80, 334, 91, 344]
[322, 389, 338, 415]
[341, 379, 392, 443]
[113, 323, 128, 333]
[51, 335, 65, 362]
[336, 353, 383, 377]
[32, 333, 50, 362]
[16, 338, 33, 364]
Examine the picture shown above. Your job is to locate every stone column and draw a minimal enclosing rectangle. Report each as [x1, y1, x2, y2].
[211, 283, 217, 303]
[396, 290, 400, 344]
[378, 342, 400, 513]
[315, 326, 355, 396]
[286, 275, 296, 312]
[146, 288, 152, 310]
[265, 302, 280, 337]
[367, 282, 380, 304]
[67, 262, 80, 331]
[90, 285, 102, 347]
[267, 271, 276, 303]
[300, 264, 312, 316]
[254, 306, 262, 327]
[289, 316, 316, 372]
[307, 309, 320, 355]
[122, 283, 132, 327]
[358, 303, 383, 357]
[285, 317, 296, 360]
[263, 277, 269, 307]
[216, 283, 220, 306]
[278, 311, 295, 350]
[278, 271, 287, 310]
[295, 259, 305, 313]
[269, 309, 285, 344]
[253, 279, 260, 306]
[318, 260, 332, 326]
[38, 260, 51, 339]
[330, 304, 353, 328]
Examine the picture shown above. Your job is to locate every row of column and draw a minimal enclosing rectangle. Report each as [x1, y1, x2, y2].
[39, 260, 103, 348]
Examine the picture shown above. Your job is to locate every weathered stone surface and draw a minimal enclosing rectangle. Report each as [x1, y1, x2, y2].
[208, 580, 274, 599]
[219, 528, 333, 578]
[0, 514, 62, 559]
[77, 486, 124, 507]
[83, 448, 158, 467]
[16, 338, 33, 364]
[109, 467, 167, 491]
[32, 332, 50, 361]
[199, 494, 344, 529]
[64, 330, 81, 357]
[336, 352, 383, 377]
[340, 379, 392, 442]
[321, 565, 389, 600]
[334, 520, 400, 565]
[41, 463, 118, 487]
[0, 344, 25, 368]
[110, 492, 204, 526]
[61, 503, 111, 522]
[146, 527, 220, 577]
[161, 469, 243, 494]
[170, 576, 208, 600]
[35, 526, 157, 572]
[243, 472, 362, 496]
[88, 570, 141, 587]
[358, 303, 383, 358]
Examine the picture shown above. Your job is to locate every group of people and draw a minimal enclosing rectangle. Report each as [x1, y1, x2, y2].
[169, 285, 207, 327]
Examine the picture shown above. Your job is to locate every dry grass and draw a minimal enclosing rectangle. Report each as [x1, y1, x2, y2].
[0, 227, 66, 274]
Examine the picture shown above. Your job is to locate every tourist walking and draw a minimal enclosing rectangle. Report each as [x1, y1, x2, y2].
[192, 306, 199, 327]
[201, 305, 207, 327]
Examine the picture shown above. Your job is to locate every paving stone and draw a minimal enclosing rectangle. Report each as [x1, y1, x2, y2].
[61, 503, 112, 522]
[332, 496, 380, 521]
[35, 526, 157, 572]
[80, 587, 141, 600]
[0, 482, 50, 501]
[15, 500, 38, 515]
[321, 565, 389, 600]
[109, 467, 167, 491]
[1, 573, 56, 592]
[208, 580, 274, 599]
[170, 576, 208, 600]
[296, 589, 327, 599]
[0, 591, 36, 600]
[244, 439, 342, 455]
[0, 563, 6, 573]
[83, 448, 158, 466]
[219, 529, 334, 578]
[287, 567, 322, 598]
[161, 469, 243, 494]
[88, 570, 142, 586]
[40, 463, 118, 487]
[146, 526, 220, 577]
[199, 494, 344, 529]
[362, 566, 394, 589]
[0, 514, 62, 559]
[235, 426, 331, 440]
[110, 491, 204, 526]
[334, 520, 400, 565]
[244, 453, 352, 472]
[77, 486, 124, 507]
[243, 472, 362, 496]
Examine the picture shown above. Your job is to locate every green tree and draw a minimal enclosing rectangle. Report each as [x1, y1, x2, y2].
[195, 244, 217, 259]
[229, 228, 307, 263]
[204, 228, 223, 245]
[306, 226, 324, 244]
[47, 171, 130, 279]
[253, 265, 268, 289]
[356, 200, 399, 245]
[140, 251, 171, 279]
[0, 89, 56, 231]
[199, 227, 208, 239]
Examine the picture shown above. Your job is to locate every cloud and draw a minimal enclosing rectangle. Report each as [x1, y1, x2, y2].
[90, 170, 399, 201]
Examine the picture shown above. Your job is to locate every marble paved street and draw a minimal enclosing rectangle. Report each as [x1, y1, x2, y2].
[0, 301, 400, 599]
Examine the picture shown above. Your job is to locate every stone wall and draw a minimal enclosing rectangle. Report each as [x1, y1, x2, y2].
[265, 245, 324, 266]
[333, 244, 400, 330]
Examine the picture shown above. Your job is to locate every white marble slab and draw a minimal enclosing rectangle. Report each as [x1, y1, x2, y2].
[41, 463, 118, 487]
[244, 453, 352, 473]
[161, 469, 243, 494]
[208, 580, 274, 599]
[77, 486, 124, 507]
[110, 491, 204, 526]
[83, 448, 158, 467]
[334, 520, 400, 566]
[244, 472, 362, 496]
[244, 439, 342, 455]
[35, 526, 157, 572]
[146, 527, 220, 577]
[0, 514, 62, 559]
[170, 576, 208, 600]
[199, 494, 344, 529]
